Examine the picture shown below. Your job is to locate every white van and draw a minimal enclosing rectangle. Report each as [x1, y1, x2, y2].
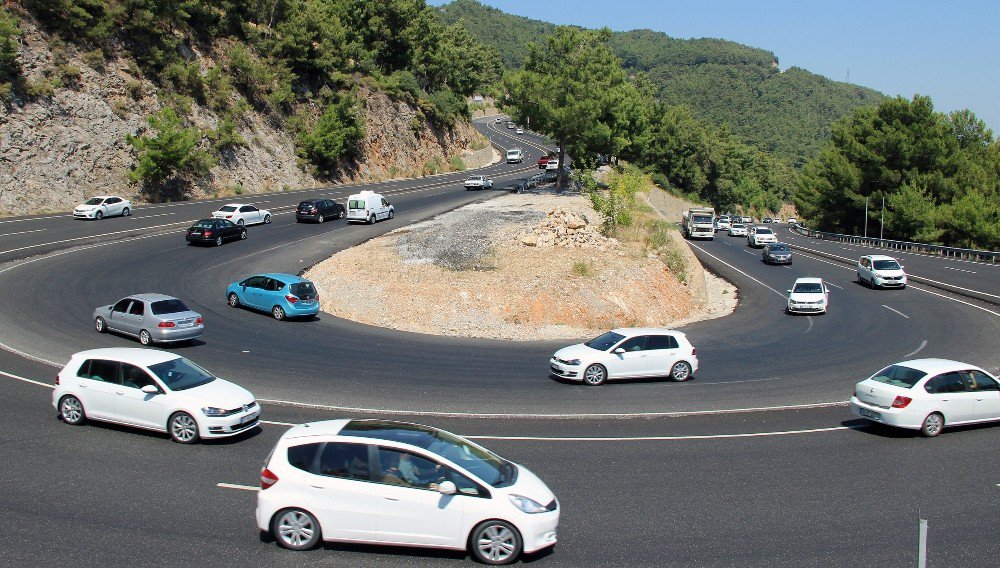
[506, 148, 524, 163]
[346, 191, 394, 224]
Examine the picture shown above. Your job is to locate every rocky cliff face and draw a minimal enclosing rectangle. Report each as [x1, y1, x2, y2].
[0, 17, 489, 215]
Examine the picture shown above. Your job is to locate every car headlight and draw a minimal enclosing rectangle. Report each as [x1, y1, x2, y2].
[201, 407, 226, 417]
[509, 494, 548, 514]
[563, 358, 581, 366]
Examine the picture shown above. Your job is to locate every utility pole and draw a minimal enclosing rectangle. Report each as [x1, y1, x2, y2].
[880, 196, 885, 240]
[864, 197, 868, 238]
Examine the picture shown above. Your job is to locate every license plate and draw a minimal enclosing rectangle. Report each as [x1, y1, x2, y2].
[191, 232, 201, 236]
[858, 407, 881, 420]
[240, 412, 259, 424]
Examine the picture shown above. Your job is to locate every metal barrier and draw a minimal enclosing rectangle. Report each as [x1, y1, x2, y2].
[791, 226, 1000, 264]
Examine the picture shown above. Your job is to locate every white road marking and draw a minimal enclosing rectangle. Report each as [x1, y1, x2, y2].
[0, 215, 72, 224]
[903, 340, 928, 358]
[686, 242, 787, 299]
[0, 228, 46, 238]
[0, 219, 193, 256]
[217, 483, 259, 492]
[262, 419, 296, 427]
[133, 212, 175, 219]
[910, 285, 1000, 318]
[882, 305, 910, 319]
[806, 316, 814, 333]
[826, 282, 845, 289]
[0, 370, 54, 388]
[463, 426, 851, 442]
[945, 266, 977, 274]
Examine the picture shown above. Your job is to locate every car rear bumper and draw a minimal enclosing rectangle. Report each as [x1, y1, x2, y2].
[296, 213, 322, 221]
[151, 324, 204, 343]
[283, 301, 320, 317]
[849, 397, 920, 429]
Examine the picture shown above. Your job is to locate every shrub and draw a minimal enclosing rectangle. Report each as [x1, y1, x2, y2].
[571, 260, 594, 277]
[296, 93, 364, 175]
[57, 64, 82, 88]
[127, 107, 216, 200]
[449, 155, 465, 171]
[0, 7, 21, 83]
[125, 80, 144, 100]
[81, 49, 104, 69]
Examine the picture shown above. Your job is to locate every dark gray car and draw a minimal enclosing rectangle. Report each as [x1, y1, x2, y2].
[762, 243, 792, 265]
[94, 294, 204, 345]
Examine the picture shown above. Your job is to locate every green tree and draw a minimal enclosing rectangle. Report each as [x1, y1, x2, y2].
[0, 7, 21, 84]
[127, 107, 215, 200]
[297, 93, 364, 175]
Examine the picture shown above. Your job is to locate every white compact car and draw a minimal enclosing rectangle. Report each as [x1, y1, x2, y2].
[550, 328, 698, 386]
[747, 226, 777, 247]
[74, 196, 132, 220]
[857, 255, 907, 289]
[346, 190, 394, 224]
[786, 277, 829, 314]
[715, 216, 731, 231]
[257, 419, 559, 565]
[53, 348, 258, 443]
[850, 359, 1000, 437]
[728, 223, 747, 237]
[212, 203, 272, 226]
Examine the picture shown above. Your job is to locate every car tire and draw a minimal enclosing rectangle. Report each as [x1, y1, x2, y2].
[214, 236, 223, 246]
[368, 214, 375, 224]
[95, 316, 107, 333]
[122, 207, 130, 217]
[339, 208, 346, 219]
[272, 508, 321, 551]
[169, 412, 200, 444]
[316, 214, 323, 224]
[139, 329, 152, 346]
[469, 519, 522, 566]
[95, 210, 103, 220]
[237, 219, 245, 226]
[388, 209, 394, 219]
[670, 361, 693, 382]
[582, 364, 607, 386]
[263, 214, 271, 224]
[272, 305, 286, 321]
[920, 412, 944, 437]
[240, 229, 247, 240]
[227, 292, 240, 308]
[59, 395, 86, 425]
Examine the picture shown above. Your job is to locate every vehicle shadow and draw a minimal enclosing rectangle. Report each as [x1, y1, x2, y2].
[54, 414, 264, 445]
[547, 374, 694, 386]
[842, 419, 1000, 438]
[257, 536, 555, 564]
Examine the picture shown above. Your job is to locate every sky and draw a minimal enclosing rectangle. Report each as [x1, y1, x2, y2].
[431, 0, 1000, 132]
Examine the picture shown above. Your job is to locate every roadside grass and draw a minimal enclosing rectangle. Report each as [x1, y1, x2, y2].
[571, 260, 594, 277]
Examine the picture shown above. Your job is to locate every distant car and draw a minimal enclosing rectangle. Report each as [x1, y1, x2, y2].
[762, 242, 792, 265]
[507, 121, 515, 129]
[716, 216, 731, 231]
[857, 255, 907, 289]
[747, 226, 777, 248]
[346, 191, 394, 224]
[495, 117, 502, 123]
[464, 175, 493, 190]
[516, 128, 524, 135]
[787, 217, 798, 225]
[53, 347, 258, 444]
[537, 155, 550, 169]
[212, 203, 272, 226]
[295, 199, 345, 223]
[506, 148, 524, 163]
[762, 217, 773, 224]
[185, 218, 246, 246]
[741, 215, 753, 224]
[550, 328, 698, 386]
[786, 277, 829, 314]
[94, 294, 204, 346]
[728, 223, 747, 237]
[545, 159, 560, 171]
[226, 273, 320, 321]
[850, 359, 1000, 437]
[74, 196, 131, 220]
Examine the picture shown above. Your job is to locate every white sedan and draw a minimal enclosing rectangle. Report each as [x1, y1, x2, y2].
[747, 226, 777, 247]
[728, 223, 747, 237]
[212, 203, 272, 226]
[53, 348, 259, 444]
[550, 328, 698, 386]
[516, 128, 524, 134]
[786, 277, 829, 314]
[851, 359, 1000, 437]
[73, 196, 132, 220]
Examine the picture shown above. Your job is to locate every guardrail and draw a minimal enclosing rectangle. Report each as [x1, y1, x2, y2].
[791, 226, 1000, 264]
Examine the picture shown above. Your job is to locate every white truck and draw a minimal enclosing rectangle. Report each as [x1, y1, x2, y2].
[683, 207, 715, 240]
[464, 175, 493, 190]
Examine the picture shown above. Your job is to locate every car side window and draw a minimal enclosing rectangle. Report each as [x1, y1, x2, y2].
[80, 359, 120, 384]
[647, 335, 677, 350]
[616, 336, 647, 352]
[318, 442, 372, 480]
[127, 301, 144, 316]
[264, 278, 282, 292]
[245, 276, 264, 288]
[112, 299, 132, 313]
[924, 372, 967, 394]
[381, 198, 390, 207]
[963, 370, 1000, 392]
[121, 363, 157, 390]
[287, 443, 323, 473]
[107, 197, 120, 204]
[377, 447, 447, 490]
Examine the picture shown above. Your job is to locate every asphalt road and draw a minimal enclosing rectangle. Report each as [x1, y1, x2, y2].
[0, 116, 998, 567]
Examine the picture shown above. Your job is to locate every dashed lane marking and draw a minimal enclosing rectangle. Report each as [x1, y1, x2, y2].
[462, 426, 852, 442]
[945, 266, 977, 274]
[0, 228, 46, 238]
[903, 340, 928, 358]
[217, 483, 259, 492]
[882, 305, 910, 319]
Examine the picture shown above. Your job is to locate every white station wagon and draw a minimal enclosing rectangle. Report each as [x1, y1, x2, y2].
[550, 328, 698, 386]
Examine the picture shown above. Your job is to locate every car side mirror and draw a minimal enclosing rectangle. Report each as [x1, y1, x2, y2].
[437, 481, 457, 495]
[786, 290, 792, 294]
[140, 385, 159, 395]
[613, 348, 625, 355]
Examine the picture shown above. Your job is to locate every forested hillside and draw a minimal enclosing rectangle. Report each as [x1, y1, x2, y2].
[436, 0, 884, 167]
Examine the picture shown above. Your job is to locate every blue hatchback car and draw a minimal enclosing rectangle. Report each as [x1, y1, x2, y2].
[226, 273, 320, 320]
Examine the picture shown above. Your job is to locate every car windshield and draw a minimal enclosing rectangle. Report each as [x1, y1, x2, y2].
[218, 205, 238, 212]
[869, 365, 925, 388]
[147, 357, 216, 391]
[84, 197, 105, 205]
[151, 299, 189, 315]
[769, 245, 789, 252]
[341, 421, 515, 487]
[298, 201, 316, 208]
[793, 282, 823, 293]
[289, 282, 316, 299]
[692, 215, 712, 224]
[585, 331, 626, 351]
[756, 228, 774, 235]
[873, 260, 901, 270]
[731, 224, 745, 229]
[192, 220, 214, 228]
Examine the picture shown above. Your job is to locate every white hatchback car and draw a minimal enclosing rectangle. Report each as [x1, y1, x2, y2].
[747, 226, 777, 247]
[727, 223, 747, 237]
[857, 255, 907, 289]
[786, 277, 829, 314]
[550, 328, 698, 386]
[850, 359, 1000, 437]
[74, 196, 132, 220]
[257, 419, 559, 565]
[53, 348, 259, 443]
[212, 203, 272, 226]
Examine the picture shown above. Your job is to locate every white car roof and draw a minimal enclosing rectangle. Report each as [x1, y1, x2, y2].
[793, 277, 824, 285]
[892, 358, 988, 376]
[863, 254, 898, 261]
[69, 347, 182, 367]
[219, 203, 252, 208]
[610, 327, 685, 338]
[280, 419, 352, 441]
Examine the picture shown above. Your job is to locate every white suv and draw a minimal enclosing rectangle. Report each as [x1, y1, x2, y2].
[257, 419, 559, 565]
[857, 255, 907, 289]
[747, 226, 777, 247]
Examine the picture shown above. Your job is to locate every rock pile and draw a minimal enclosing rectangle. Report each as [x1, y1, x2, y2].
[519, 208, 618, 250]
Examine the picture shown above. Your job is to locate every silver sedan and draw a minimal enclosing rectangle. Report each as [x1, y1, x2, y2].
[94, 294, 204, 345]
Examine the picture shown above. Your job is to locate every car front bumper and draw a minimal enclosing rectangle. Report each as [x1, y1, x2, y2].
[74, 210, 98, 219]
[516, 510, 559, 554]
[200, 405, 261, 438]
[549, 359, 582, 381]
[874, 276, 907, 287]
[787, 302, 826, 313]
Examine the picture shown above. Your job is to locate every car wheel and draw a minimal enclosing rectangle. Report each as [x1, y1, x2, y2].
[214, 236, 223, 246]
[94, 316, 107, 333]
[95, 210, 103, 220]
[240, 229, 247, 240]
[227, 292, 240, 308]
[237, 219, 245, 226]
[169, 412, 200, 444]
[263, 214, 271, 224]
[272, 305, 286, 321]
[339, 208, 346, 219]
[316, 214, 324, 224]
[122, 207, 130, 217]
[139, 329, 152, 346]
[920, 412, 944, 437]
[582, 364, 607, 386]
[470, 520, 522, 566]
[388, 209, 394, 219]
[59, 395, 86, 425]
[670, 361, 693, 382]
[273, 508, 321, 551]
[368, 214, 375, 224]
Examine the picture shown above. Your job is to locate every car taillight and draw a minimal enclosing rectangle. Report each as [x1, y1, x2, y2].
[55, 374, 60, 385]
[204, 231, 213, 237]
[225, 215, 232, 219]
[891, 396, 912, 408]
[285, 295, 299, 303]
[261, 468, 278, 490]
[691, 348, 697, 356]
[158, 321, 176, 328]
[195, 317, 203, 324]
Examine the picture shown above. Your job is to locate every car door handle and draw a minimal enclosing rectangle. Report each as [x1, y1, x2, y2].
[310, 485, 326, 490]
[383, 496, 400, 501]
